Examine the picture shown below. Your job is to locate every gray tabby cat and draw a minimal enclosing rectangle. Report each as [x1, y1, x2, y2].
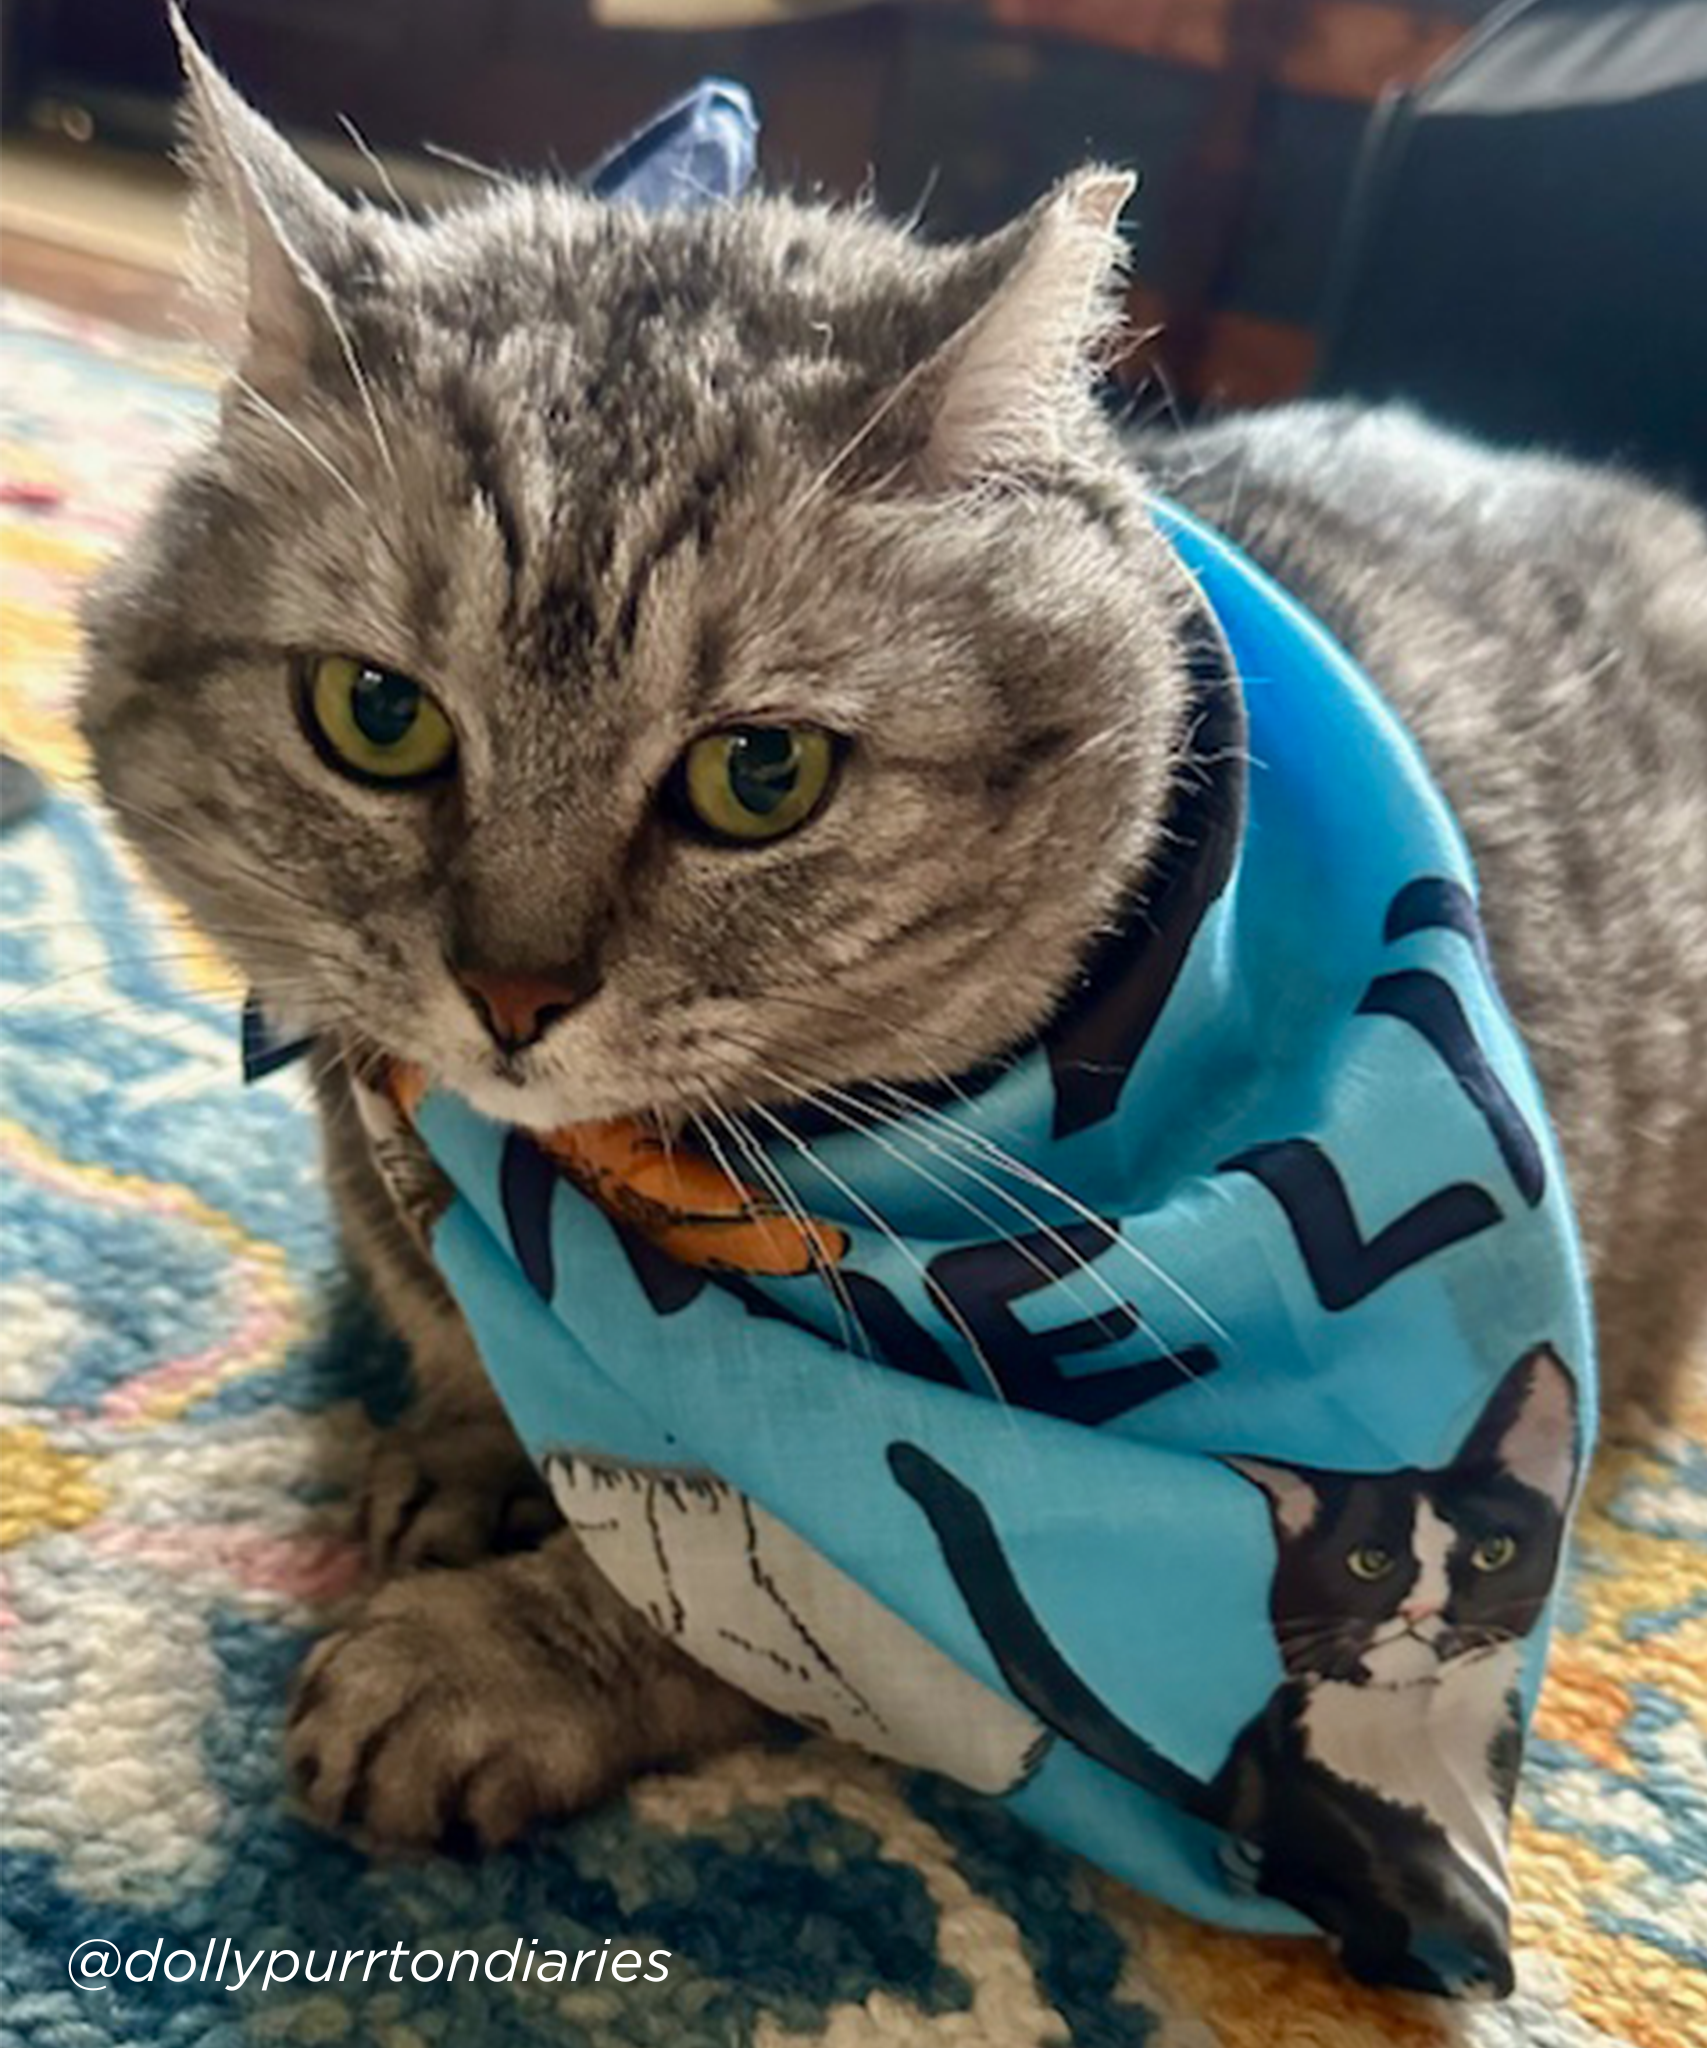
[80, 23, 1707, 1854]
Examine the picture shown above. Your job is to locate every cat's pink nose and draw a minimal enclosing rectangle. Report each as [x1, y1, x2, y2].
[458, 969, 595, 1054]
[1400, 1597, 1442, 1623]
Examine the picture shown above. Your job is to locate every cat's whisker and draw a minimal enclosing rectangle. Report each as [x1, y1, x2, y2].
[898, 165, 942, 236]
[100, 793, 338, 923]
[1454, 1614, 1524, 1640]
[16, 950, 343, 1045]
[741, 1098, 1012, 1410]
[420, 140, 506, 185]
[1272, 1614, 1357, 1644]
[0, 916, 203, 936]
[790, 348, 941, 514]
[738, 991, 1020, 1116]
[856, 1076, 1235, 1350]
[1114, 358, 1184, 437]
[0, 1005, 249, 1105]
[695, 1102, 866, 1364]
[229, 372, 373, 518]
[728, 1049, 1079, 1277]
[0, 949, 241, 1013]
[1053, 724, 1143, 774]
[736, 1051, 1223, 1403]
[300, 267, 402, 493]
[99, 996, 349, 1119]
[756, 987, 1020, 1074]
[1, 990, 238, 1044]
[336, 113, 410, 219]
[1274, 1613, 1359, 1638]
[1274, 1626, 1357, 1659]
[704, 1008, 1232, 1364]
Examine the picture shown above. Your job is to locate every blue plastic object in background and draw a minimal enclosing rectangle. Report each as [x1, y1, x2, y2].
[585, 79, 759, 210]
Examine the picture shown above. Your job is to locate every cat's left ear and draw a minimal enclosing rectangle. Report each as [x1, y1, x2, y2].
[1224, 1456, 1322, 1538]
[169, 6, 359, 398]
[1459, 1344, 1581, 1511]
[915, 168, 1136, 490]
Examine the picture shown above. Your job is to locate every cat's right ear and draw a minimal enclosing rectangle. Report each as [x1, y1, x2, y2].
[1458, 1343, 1581, 1512]
[912, 168, 1135, 491]
[1224, 1456, 1322, 1538]
[169, 6, 353, 397]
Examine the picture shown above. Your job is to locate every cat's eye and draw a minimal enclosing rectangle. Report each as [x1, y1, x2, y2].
[1470, 1533, 1518, 1573]
[674, 725, 837, 844]
[1345, 1544, 1395, 1581]
[300, 655, 457, 786]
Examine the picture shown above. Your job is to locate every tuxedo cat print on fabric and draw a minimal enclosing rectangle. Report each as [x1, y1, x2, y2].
[891, 1345, 1580, 1997]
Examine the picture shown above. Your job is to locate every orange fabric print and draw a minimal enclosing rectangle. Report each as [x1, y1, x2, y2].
[377, 1063, 846, 1279]
[537, 1119, 850, 1278]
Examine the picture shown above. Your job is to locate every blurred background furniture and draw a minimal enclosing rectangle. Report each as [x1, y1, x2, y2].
[4, 0, 1501, 405]
[1316, 0, 1707, 501]
[5, 0, 1701, 489]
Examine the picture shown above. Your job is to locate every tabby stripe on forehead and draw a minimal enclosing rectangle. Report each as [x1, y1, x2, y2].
[615, 455, 737, 653]
[449, 381, 525, 585]
[535, 578, 600, 676]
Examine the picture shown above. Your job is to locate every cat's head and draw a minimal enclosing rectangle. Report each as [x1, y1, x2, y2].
[80, 19, 1194, 1134]
[1229, 1346, 1580, 1689]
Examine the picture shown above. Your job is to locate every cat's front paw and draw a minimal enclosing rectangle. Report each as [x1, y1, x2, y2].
[361, 1420, 558, 1575]
[285, 1571, 630, 1854]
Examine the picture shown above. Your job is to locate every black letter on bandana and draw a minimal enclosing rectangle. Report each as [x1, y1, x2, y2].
[1383, 876, 1492, 970]
[1222, 1138, 1501, 1311]
[501, 1132, 560, 1302]
[1358, 971, 1545, 1206]
[601, 1253, 969, 1400]
[927, 1220, 1220, 1423]
[721, 1269, 966, 1391]
[838, 1272, 965, 1388]
[614, 1221, 712, 1316]
[504, 1137, 716, 1314]
[1042, 615, 1245, 1139]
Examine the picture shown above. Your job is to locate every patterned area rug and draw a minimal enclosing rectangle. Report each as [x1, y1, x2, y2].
[2, 293, 1703, 2048]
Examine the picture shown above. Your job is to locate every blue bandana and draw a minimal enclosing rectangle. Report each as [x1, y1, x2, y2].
[256, 89, 1596, 1999]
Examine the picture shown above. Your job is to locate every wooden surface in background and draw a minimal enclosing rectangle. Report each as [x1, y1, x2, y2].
[12, 0, 1474, 406]
[987, 0, 1468, 101]
[0, 231, 183, 334]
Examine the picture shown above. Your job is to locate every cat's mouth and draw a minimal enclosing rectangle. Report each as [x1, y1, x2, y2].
[1358, 1625, 1450, 1687]
[355, 1018, 702, 1140]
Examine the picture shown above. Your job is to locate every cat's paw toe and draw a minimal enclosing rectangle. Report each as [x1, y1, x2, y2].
[362, 1423, 558, 1575]
[285, 1575, 623, 1853]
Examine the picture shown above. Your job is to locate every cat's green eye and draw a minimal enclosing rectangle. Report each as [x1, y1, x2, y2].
[301, 655, 457, 786]
[1345, 1544, 1395, 1582]
[1470, 1533, 1518, 1573]
[676, 725, 837, 844]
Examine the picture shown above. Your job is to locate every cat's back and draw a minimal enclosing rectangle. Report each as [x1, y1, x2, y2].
[1130, 403, 1707, 739]
[1133, 403, 1707, 1400]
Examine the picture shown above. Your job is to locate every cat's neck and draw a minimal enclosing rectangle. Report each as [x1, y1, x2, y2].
[1300, 1643, 1520, 1895]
